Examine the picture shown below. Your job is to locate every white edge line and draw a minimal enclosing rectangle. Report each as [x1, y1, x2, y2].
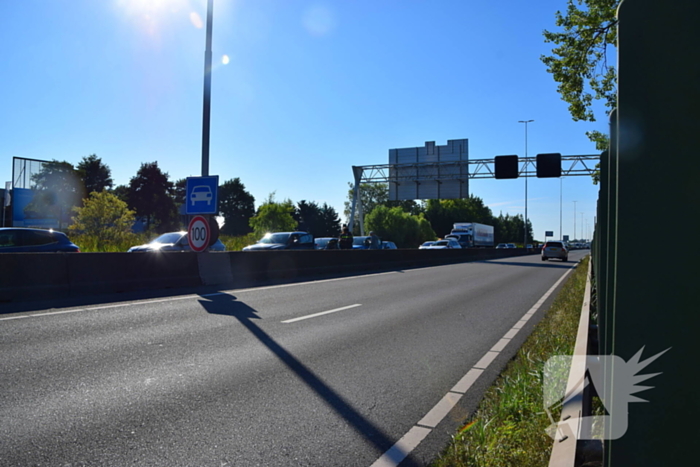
[282, 304, 362, 323]
[370, 262, 578, 465]
[418, 392, 462, 428]
[370, 426, 431, 467]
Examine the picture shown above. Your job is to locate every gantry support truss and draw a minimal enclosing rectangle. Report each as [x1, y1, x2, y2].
[348, 154, 600, 234]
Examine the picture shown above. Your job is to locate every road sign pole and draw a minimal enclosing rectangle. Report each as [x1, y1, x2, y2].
[201, 0, 214, 177]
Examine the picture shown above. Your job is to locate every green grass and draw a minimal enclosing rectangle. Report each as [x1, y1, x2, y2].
[219, 233, 259, 251]
[431, 256, 589, 467]
[70, 232, 150, 252]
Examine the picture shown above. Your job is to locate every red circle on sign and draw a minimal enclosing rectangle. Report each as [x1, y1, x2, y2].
[188, 215, 210, 252]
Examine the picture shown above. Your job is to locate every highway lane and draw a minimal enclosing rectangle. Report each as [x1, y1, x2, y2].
[0, 251, 587, 466]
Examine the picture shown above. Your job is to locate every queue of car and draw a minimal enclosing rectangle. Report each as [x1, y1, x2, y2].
[127, 231, 226, 252]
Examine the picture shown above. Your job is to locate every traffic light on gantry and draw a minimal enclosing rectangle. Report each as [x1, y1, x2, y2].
[536, 153, 562, 178]
[495, 155, 519, 179]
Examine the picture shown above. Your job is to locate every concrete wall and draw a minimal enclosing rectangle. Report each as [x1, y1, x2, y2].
[0, 248, 527, 303]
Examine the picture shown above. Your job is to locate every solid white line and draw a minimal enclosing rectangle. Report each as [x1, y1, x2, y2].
[370, 426, 431, 467]
[281, 304, 362, 323]
[0, 315, 29, 321]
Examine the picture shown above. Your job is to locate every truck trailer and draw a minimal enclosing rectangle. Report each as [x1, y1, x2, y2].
[445, 222, 494, 248]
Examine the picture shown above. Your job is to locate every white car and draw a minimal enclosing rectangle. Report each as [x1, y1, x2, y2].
[190, 185, 213, 205]
[424, 239, 461, 249]
[419, 241, 436, 249]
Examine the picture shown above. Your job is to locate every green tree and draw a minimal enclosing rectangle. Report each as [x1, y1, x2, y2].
[493, 212, 534, 245]
[294, 200, 323, 235]
[77, 154, 113, 194]
[319, 203, 341, 237]
[127, 162, 179, 232]
[173, 178, 187, 206]
[25, 160, 85, 229]
[365, 205, 435, 248]
[423, 196, 494, 238]
[69, 191, 137, 251]
[344, 182, 422, 233]
[541, 0, 619, 182]
[218, 178, 255, 236]
[249, 193, 297, 237]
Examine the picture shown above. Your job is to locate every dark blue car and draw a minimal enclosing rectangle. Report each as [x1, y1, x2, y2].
[0, 228, 80, 252]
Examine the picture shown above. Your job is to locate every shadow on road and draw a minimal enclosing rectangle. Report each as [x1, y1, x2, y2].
[197, 293, 401, 462]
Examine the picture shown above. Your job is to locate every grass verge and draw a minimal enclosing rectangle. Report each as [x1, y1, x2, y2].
[431, 256, 590, 467]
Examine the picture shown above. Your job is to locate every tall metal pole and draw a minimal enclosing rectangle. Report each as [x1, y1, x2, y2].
[573, 200, 577, 241]
[201, 0, 214, 177]
[559, 177, 563, 240]
[518, 120, 534, 247]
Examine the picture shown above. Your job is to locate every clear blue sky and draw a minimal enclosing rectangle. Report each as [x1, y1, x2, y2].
[1, 0, 608, 241]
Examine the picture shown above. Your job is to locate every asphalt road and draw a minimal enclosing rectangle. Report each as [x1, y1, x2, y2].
[0, 251, 587, 466]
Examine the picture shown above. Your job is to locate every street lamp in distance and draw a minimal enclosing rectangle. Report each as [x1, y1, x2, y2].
[518, 119, 534, 247]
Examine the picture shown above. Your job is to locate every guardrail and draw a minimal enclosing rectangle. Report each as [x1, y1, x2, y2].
[548, 258, 601, 466]
[0, 248, 530, 303]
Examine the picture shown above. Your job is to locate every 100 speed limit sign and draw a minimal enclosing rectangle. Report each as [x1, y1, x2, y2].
[188, 215, 210, 252]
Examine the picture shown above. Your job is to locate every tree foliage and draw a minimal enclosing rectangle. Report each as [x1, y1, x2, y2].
[249, 193, 297, 237]
[77, 154, 113, 194]
[423, 196, 494, 238]
[319, 203, 341, 237]
[127, 162, 179, 232]
[218, 178, 255, 236]
[25, 160, 85, 228]
[69, 191, 137, 251]
[542, 0, 619, 182]
[493, 213, 534, 245]
[294, 200, 341, 237]
[344, 182, 422, 233]
[365, 205, 435, 248]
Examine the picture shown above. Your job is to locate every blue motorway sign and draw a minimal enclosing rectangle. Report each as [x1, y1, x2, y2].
[186, 175, 219, 215]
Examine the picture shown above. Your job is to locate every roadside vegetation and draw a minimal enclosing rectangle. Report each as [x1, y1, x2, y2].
[431, 256, 589, 467]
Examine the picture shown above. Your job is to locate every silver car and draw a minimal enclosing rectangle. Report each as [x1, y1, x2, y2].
[541, 241, 568, 261]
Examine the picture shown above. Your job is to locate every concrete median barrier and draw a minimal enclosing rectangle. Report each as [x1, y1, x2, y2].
[0, 249, 528, 303]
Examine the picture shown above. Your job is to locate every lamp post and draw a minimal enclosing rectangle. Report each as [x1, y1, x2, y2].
[559, 177, 563, 241]
[518, 119, 534, 247]
[201, 0, 214, 177]
[573, 200, 577, 241]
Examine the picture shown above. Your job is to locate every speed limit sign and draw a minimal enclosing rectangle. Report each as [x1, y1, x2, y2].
[188, 215, 210, 252]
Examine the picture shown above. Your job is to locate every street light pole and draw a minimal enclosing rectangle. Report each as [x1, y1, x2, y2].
[201, 0, 214, 177]
[559, 177, 562, 241]
[573, 200, 577, 241]
[518, 119, 534, 247]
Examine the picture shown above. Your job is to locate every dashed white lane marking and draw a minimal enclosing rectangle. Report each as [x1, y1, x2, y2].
[281, 304, 362, 324]
[370, 262, 578, 467]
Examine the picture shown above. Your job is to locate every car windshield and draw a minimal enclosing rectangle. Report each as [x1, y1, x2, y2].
[150, 232, 184, 244]
[546, 242, 563, 248]
[259, 233, 291, 244]
[434, 241, 448, 246]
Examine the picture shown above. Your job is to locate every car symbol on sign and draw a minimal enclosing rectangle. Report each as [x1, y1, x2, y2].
[190, 185, 213, 205]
